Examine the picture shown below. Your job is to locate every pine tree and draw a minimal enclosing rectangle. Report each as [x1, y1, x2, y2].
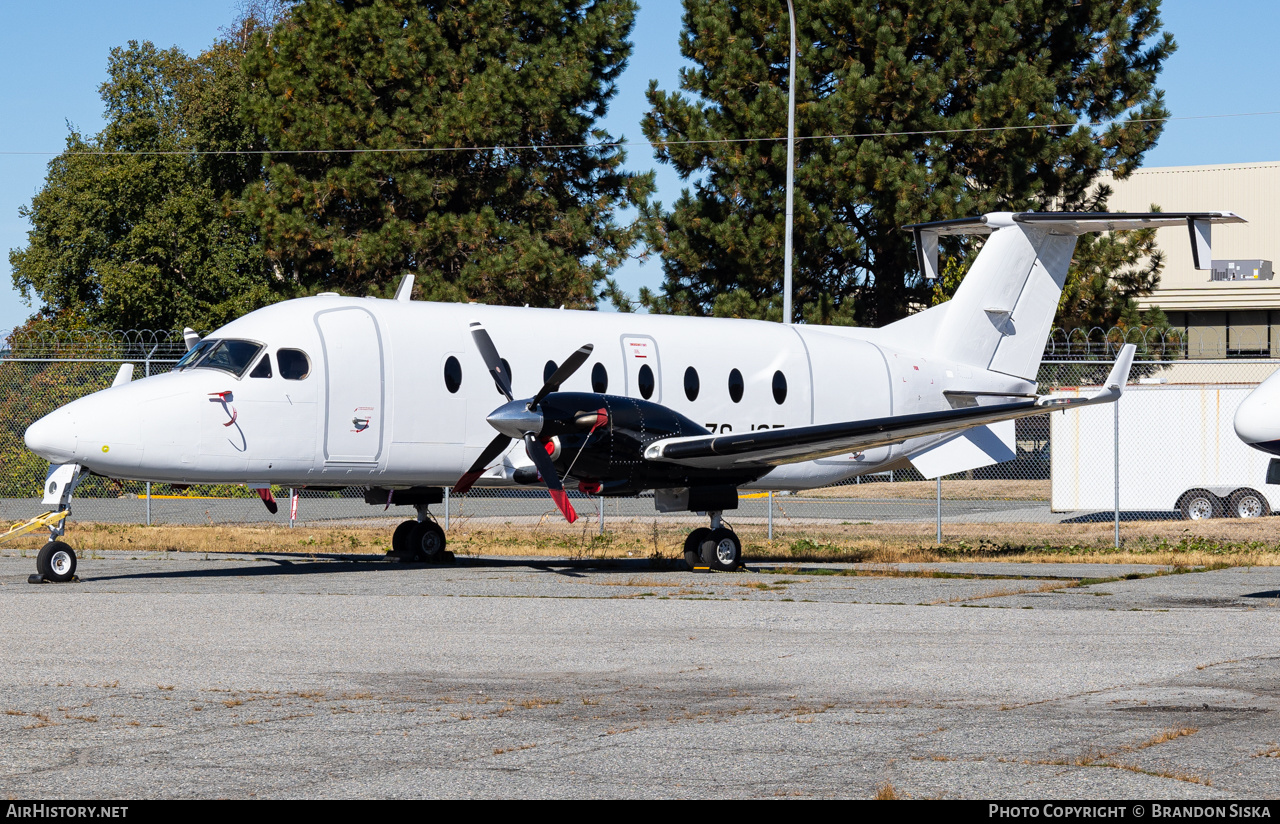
[240, 0, 652, 308]
[640, 0, 1175, 326]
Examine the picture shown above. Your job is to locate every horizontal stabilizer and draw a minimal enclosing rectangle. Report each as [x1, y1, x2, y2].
[909, 421, 1015, 480]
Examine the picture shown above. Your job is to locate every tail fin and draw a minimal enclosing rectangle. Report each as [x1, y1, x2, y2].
[884, 211, 1245, 381]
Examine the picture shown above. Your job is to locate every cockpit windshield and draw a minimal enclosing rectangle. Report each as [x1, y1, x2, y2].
[176, 338, 265, 378]
[174, 339, 216, 370]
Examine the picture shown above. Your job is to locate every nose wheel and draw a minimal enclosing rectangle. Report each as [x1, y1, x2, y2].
[33, 541, 77, 583]
[683, 512, 743, 572]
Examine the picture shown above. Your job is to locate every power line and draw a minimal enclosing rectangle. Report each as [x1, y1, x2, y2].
[1, 108, 1278, 158]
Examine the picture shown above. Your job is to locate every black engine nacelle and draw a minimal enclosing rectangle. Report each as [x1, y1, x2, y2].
[532, 392, 766, 497]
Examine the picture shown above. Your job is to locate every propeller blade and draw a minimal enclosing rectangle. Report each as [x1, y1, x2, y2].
[524, 432, 577, 524]
[530, 343, 594, 407]
[453, 433, 513, 494]
[469, 322, 513, 401]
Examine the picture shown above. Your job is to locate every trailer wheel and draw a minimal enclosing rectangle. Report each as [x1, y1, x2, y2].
[1178, 489, 1222, 521]
[1227, 489, 1270, 519]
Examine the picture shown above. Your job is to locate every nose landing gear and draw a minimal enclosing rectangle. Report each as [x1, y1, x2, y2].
[24, 463, 87, 584]
[682, 511, 743, 572]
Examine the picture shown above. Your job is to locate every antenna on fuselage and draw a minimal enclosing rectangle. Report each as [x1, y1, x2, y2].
[395, 274, 415, 302]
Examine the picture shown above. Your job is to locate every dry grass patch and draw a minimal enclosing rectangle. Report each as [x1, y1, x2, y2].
[803, 480, 1048, 501]
[19, 515, 1280, 568]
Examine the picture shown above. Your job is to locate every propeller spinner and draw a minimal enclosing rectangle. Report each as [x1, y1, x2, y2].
[451, 322, 594, 524]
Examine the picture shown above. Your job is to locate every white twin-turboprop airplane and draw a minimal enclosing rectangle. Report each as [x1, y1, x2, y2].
[21, 210, 1243, 581]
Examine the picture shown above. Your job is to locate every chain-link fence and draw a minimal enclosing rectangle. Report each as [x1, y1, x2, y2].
[3, 327, 1278, 551]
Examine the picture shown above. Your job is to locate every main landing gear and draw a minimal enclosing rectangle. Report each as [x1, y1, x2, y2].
[682, 511, 743, 572]
[369, 487, 453, 564]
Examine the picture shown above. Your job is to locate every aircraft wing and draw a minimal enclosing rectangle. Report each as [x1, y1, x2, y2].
[644, 345, 1135, 470]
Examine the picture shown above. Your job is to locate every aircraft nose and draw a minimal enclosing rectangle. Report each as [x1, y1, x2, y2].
[24, 410, 77, 464]
[1235, 376, 1280, 454]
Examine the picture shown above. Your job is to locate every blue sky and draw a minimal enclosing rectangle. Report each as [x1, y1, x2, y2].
[2, 0, 1277, 332]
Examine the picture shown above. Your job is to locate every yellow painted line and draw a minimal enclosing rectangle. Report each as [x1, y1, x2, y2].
[738, 492, 773, 499]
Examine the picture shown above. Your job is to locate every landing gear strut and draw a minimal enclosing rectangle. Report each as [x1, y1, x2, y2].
[29, 463, 87, 584]
[371, 487, 453, 564]
[683, 511, 742, 572]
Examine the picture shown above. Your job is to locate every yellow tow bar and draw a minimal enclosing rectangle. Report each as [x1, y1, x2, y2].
[0, 511, 68, 545]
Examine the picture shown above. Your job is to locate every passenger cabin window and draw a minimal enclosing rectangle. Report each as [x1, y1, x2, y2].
[728, 368, 744, 403]
[591, 362, 608, 393]
[188, 339, 263, 378]
[443, 356, 462, 393]
[250, 354, 273, 379]
[684, 367, 699, 401]
[638, 364, 655, 399]
[277, 349, 312, 381]
[772, 370, 787, 405]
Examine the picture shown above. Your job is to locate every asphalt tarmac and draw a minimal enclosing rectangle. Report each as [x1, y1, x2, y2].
[0, 550, 1277, 799]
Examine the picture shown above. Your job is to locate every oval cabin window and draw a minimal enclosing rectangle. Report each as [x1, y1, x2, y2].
[638, 364, 655, 399]
[772, 370, 787, 405]
[728, 368, 744, 403]
[444, 356, 462, 393]
[684, 367, 699, 401]
[592, 362, 608, 393]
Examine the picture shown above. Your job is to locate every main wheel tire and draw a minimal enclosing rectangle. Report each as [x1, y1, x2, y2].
[1179, 489, 1222, 521]
[408, 521, 447, 562]
[683, 528, 711, 570]
[702, 527, 742, 572]
[1227, 488, 1270, 518]
[36, 541, 76, 583]
[391, 520, 417, 554]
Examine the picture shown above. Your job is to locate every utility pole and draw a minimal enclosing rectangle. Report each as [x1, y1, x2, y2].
[783, 0, 797, 325]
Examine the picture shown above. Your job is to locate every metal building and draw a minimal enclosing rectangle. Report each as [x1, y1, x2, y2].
[1102, 161, 1280, 357]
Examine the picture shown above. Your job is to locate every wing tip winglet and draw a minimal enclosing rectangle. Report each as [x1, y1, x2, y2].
[1106, 343, 1137, 392]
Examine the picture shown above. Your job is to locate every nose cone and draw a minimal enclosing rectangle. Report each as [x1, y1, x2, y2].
[1235, 375, 1280, 455]
[25, 409, 77, 464]
[487, 400, 543, 439]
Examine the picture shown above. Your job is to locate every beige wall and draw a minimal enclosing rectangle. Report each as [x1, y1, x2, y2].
[1100, 162, 1280, 311]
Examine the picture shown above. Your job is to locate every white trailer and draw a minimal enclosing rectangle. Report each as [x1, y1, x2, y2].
[1051, 384, 1280, 519]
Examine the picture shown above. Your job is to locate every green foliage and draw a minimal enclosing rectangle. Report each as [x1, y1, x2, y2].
[240, 0, 653, 308]
[640, 0, 1175, 325]
[10, 38, 278, 331]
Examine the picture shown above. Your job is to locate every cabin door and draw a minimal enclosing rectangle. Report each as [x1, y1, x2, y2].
[316, 307, 385, 464]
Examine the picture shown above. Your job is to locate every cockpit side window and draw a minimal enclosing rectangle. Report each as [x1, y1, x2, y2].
[277, 348, 311, 380]
[194, 340, 264, 378]
[249, 353, 273, 379]
[175, 338, 216, 371]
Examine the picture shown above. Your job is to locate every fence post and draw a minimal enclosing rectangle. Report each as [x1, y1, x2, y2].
[598, 495, 605, 535]
[1114, 395, 1121, 549]
[144, 345, 156, 527]
[768, 491, 774, 541]
[289, 488, 295, 529]
[936, 477, 942, 544]
[443, 487, 450, 530]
